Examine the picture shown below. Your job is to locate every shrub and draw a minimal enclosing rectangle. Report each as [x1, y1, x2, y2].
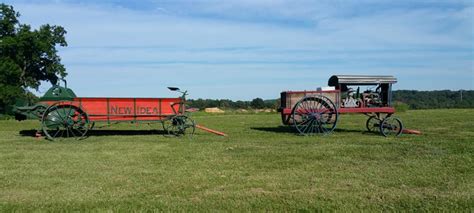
[0, 114, 13, 120]
[394, 101, 409, 112]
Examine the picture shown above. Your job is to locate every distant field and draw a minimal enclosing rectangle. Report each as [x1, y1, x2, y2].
[0, 109, 472, 211]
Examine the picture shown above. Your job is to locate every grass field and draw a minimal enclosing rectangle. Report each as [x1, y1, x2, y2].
[0, 109, 473, 211]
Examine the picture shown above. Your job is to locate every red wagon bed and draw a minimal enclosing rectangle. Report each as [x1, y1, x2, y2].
[74, 97, 182, 122]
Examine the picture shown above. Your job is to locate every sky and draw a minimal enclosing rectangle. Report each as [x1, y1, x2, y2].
[3, 0, 474, 100]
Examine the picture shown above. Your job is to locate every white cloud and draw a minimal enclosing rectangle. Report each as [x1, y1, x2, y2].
[6, 0, 474, 99]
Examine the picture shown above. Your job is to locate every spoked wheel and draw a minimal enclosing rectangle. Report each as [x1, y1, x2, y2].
[162, 115, 195, 136]
[366, 116, 381, 132]
[380, 117, 403, 137]
[41, 103, 90, 140]
[291, 95, 338, 136]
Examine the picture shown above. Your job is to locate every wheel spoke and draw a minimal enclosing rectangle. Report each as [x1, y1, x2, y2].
[319, 123, 326, 134]
[292, 96, 337, 136]
[44, 118, 61, 127]
[296, 118, 311, 128]
[304, 101, 311, 113]
[52, 129, 61, 138]
[69, 127, 77, 137]
[320, 120, 330, 134]
[308, 100, 316, 113]
[301, 118, 314, 134]
[42, 104, 89, 140]
[66, 127, 70, 138]
[303, 118, 315, 133]
[67, 105, 74, 118]
[59, 129, 65, 138]
[310, 122, 316, 134]
[306, 120, 314, 135]
[73, 127, 85, 136]
[380, 117, 402, 137]
[55, 107, 64, 122]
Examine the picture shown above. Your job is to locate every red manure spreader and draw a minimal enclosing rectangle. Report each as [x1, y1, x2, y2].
[278, 75, 404, 136]
[14, 80, 195, 140]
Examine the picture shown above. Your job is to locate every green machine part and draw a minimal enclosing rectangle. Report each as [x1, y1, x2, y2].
[14, 81, 77, 121]
[39, 84, 77, 102]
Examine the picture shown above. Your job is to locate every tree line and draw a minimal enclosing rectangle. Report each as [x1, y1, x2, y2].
[392, 90, 473, 109]
[187, 98, 278, 110]
[187, 90, 473, 110]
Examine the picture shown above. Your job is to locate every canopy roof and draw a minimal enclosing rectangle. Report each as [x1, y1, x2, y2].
[328, 75, 397, 86]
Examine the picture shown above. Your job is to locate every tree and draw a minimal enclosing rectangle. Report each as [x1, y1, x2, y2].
[250, 98, 265, 109]
[0, 3, 67, 113]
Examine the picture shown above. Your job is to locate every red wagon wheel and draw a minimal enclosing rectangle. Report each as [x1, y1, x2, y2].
[41, 103, 90, 140]
[291, 95, 338, 136]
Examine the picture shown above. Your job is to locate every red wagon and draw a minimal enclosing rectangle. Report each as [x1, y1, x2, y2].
[14, 82, 195, 140]
[278, 75, 403, 136]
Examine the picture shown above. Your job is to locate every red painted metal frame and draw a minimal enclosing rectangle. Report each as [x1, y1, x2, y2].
[281, 107, 394, 115]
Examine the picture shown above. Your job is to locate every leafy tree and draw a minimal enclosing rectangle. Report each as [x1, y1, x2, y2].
[0, 3, 67, 113]
[234, 100, 249, 109]
[250, 98, 265, 109]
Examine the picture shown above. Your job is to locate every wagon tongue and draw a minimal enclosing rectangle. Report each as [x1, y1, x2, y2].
[195, 125, 228, 137]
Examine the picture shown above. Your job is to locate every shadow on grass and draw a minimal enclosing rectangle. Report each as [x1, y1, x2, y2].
[251, 126, 295, 133]
[251, 126, 380, 135]
[19, 129, 167, 138]
[335, 129, 383, 136]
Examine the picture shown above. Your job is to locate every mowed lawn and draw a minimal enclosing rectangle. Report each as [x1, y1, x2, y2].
[0, 109, 472, 211]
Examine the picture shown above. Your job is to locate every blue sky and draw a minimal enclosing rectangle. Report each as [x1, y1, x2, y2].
[4, 0, 474, 100]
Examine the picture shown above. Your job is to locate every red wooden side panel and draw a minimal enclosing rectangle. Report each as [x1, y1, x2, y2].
[73, 97, 182, 122]
[77, 98, 108, 121]
[108, 98, 135, 121]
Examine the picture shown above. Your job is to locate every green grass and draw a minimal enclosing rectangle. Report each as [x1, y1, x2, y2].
[0, 109, 473, 211]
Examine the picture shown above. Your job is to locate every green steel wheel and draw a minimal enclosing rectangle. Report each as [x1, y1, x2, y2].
[291, 95, 338, 136]
[379, 117, 403, 137]
[41, 103, 90, 140]
[163, 115, 195, 136]
[162, 119, 168, 132]
[366, 116, 381, 132]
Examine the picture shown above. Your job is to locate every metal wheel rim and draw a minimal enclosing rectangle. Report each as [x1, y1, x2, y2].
[379, 117, 403, 137]
[163, 115, 195, 137]
[366, 116, 380, 132]
[291, 96, 338, 136]
[41, 103, 89, 140]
